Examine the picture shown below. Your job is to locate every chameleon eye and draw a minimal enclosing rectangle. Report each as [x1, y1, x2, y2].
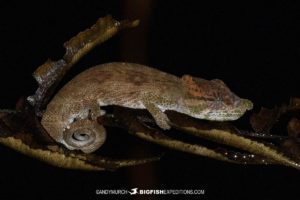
[222, 95, 235, 105]
[215, 96, 222, 102]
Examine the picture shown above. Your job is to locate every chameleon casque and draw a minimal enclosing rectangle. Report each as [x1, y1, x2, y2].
[41, 62, 253, 153]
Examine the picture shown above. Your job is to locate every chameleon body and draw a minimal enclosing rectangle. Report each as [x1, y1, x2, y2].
[41, 62, 253, 153]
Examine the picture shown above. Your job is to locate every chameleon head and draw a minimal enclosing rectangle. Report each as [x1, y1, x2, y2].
[180, 75, 253, 121]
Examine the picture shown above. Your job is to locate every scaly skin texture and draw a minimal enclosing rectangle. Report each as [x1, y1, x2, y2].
[41, 62, 253, 153]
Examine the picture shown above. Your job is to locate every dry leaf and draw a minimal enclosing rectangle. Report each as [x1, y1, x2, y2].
[287, 118, 300, 138]
[27, 15, 139, 115]
[0, 102, 160, 171]
[250, 107, 281, 133]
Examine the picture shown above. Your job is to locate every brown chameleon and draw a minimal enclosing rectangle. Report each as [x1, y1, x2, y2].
[41, 62, 253, 153]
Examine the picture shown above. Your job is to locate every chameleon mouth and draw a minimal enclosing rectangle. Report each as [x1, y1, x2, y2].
[194, 98, 253, 121]
[203, 112, 246, 121]
[203, 101, 253, 121]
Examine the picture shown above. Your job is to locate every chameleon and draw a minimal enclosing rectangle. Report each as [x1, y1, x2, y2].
[41, 62, 253, 153]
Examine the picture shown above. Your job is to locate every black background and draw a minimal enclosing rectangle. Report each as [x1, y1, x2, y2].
[1, 1, 300, 199]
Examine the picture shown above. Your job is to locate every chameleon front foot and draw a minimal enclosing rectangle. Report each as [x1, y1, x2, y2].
[154, 113, 171, 130]
[142, 95, 172, 130]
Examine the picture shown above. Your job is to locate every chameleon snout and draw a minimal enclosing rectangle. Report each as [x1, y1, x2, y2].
[240, 99, 253, 111]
